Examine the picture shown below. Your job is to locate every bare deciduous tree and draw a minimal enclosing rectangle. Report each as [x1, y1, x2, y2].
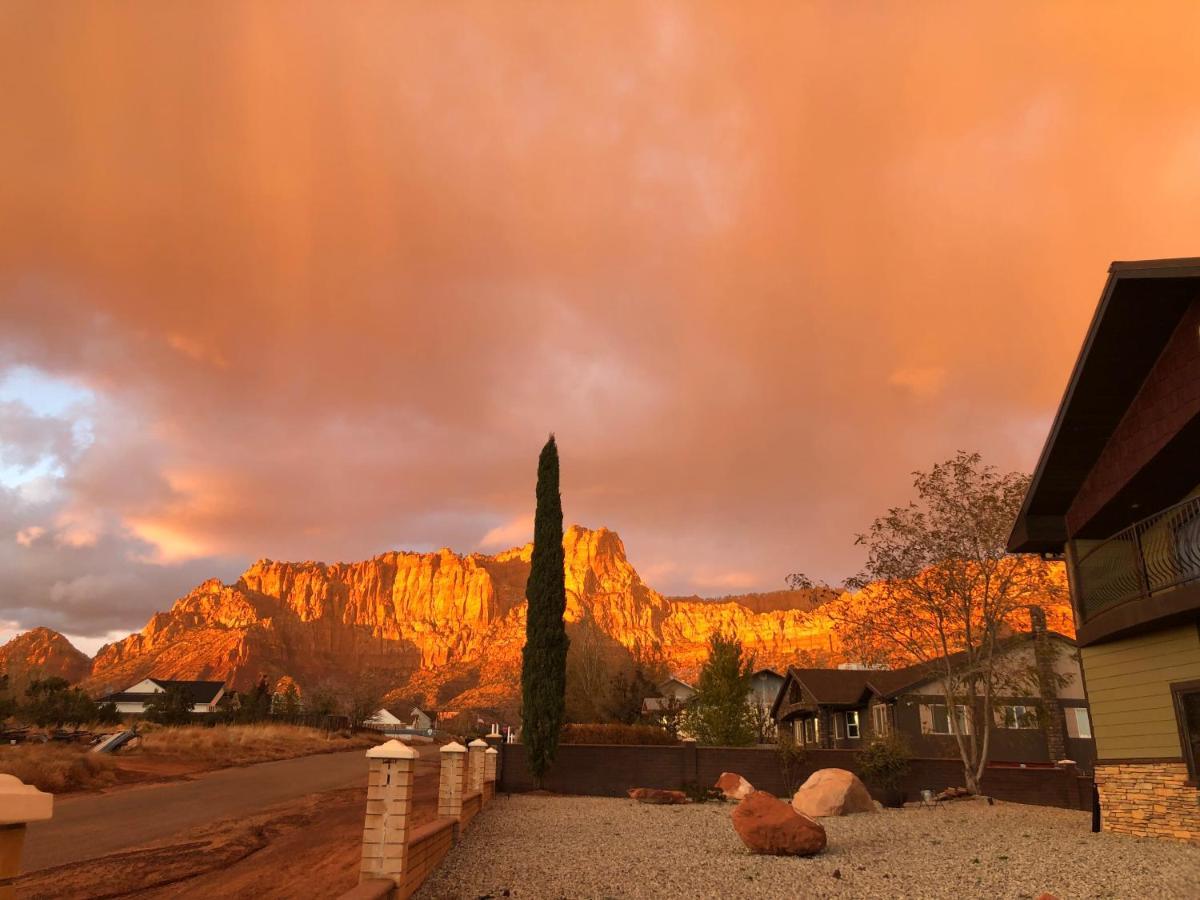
[826, 452, 1066, 793]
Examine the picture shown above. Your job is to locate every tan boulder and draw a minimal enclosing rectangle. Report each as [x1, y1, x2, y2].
[627, 788, 689, 804]
[791, 768, 877, 817]
[715, 772, 755, 801]
[731, 790, 827, 856]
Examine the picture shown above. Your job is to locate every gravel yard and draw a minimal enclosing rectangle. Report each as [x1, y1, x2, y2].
[416, 794, 1200, 899]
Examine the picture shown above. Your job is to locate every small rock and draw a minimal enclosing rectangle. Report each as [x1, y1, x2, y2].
[715, 771, 755, 801]
[832, 869, 841, 879]
[627, 788, 689, 804]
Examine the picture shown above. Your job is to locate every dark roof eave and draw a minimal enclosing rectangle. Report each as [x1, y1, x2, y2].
[1008, 257, 1200, 552]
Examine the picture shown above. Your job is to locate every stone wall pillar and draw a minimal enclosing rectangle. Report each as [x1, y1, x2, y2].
[359, 739, 416, 887]
[485, 747, 498, 783]
[467, 739, 488, 794]
[1029, 605, 1067, 761]
[0, 774, 53, 900]
[438, 742, 467, 819]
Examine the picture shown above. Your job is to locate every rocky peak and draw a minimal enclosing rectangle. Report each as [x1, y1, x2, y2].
[0, 627, 92, 685]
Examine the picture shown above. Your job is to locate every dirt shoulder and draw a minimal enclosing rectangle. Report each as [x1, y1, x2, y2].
[18, 745, 441, 899]
[0, 725, 378, 795]
[16, 787, 367, 900]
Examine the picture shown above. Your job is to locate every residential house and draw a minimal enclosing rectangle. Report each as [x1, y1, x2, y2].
[749, 668, 784, 741]
[364, 706, 435, 733]
[771, 618, 1094, 768]
[1008, 257, 1200, 842]
[100, 678, 226, 715]
[641, 676, 696, 717]
[749, 668, 785, 710]
[410, 706, 436, 732]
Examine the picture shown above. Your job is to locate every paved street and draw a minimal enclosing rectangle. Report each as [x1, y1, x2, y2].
[23, 749, 379, 871]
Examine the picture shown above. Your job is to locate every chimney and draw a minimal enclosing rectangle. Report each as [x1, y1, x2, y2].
[1028, 605, 1066, 762]
[1028, 605, 1048, 636]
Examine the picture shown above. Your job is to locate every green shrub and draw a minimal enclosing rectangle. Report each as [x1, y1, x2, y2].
[858, 732, 910, 791]
[681, 780, 724, 803]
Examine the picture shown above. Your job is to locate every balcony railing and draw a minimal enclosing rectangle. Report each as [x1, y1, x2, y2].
[1075, 494, 1200, 622]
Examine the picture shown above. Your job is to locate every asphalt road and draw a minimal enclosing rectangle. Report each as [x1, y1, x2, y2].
[23, 749, 376, 872]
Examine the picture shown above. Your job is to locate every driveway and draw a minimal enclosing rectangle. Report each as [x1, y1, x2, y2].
[23, 749, 382, 871]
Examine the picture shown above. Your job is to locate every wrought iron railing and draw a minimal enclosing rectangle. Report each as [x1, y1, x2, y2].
[1075, 494, 1200, 622]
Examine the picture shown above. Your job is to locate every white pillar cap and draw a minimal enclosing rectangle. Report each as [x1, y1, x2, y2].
[440, 741, 467, 753]
[366, 739, 418, 760]
[468, 738, 489, 748]
[485, 747, 499, 755]
[0, 773, 53, 824]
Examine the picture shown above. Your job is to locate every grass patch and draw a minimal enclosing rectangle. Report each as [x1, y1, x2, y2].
[131, 723, 376, 768]
[0, 744, 124, 793]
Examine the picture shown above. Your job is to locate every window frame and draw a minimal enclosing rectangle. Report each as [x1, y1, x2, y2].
[996, 704, 1040, 730]
[845, 710, 861, 739]
[834, 712, 844, 740]
[924, 702, 972, 735]
[1169, 678, 1200, 779]
[1064, 706, 1092, 739]
[871, 703, 891, 736]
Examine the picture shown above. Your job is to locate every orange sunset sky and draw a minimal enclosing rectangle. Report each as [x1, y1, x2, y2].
[3, 2, 1200, 651]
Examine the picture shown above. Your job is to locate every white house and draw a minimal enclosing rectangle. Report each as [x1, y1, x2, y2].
[364, 706, 437, 734]
[100, 678, 226, 715]
[641, 676, 696, 717]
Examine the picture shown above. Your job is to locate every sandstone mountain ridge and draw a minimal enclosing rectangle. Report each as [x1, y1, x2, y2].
[1, 525, 1071, 716]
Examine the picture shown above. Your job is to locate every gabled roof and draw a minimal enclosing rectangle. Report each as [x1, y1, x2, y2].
[772, 630, 1076, 718]
[103, 678, 226, 705]
[1009, 258, 1200, 553]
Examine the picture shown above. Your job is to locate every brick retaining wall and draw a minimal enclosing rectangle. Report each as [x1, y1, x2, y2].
[497, 743, 1091, 811]
[399, 818, 456, 898]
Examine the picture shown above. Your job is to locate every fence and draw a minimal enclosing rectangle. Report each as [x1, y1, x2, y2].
[340, 737, 499, 900]
[497, 742, 1092, 811]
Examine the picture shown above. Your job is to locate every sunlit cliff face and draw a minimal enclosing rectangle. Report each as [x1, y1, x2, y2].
[3, 3, 1200, 641]
[71, 527, 1072, 711]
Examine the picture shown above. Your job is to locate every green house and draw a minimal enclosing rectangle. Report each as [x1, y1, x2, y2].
[1009, 257, 1200, 843]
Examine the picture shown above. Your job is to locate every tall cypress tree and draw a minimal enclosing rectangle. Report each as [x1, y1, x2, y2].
[521, 434, 570, 784]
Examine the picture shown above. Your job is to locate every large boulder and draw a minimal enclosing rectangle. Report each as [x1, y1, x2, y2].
[627, 788, 688, 804]
[791, 768, 877, 817]
[732, 791, 827, 856]
[715, 772, 755, 801]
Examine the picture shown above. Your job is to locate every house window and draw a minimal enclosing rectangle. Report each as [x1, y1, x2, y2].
[793, 719, 803, 744]
[996, 705, 1040, 730]
[845, 710, 860, 739]
[1170, 680, 1200, 777]
[804, 717, 815, 744]
[813, 716, 821, 745]
[1065, 707, 1092, 739]
[922, 703, 972, 735]
[871, 703, 891, 736]
[834, 712, 844, 740]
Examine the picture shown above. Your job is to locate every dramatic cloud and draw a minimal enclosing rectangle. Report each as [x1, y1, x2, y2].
[3, 2, 1200, 639]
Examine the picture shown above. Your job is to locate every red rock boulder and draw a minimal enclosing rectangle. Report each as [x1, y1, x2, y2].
[791, 768, 877, 817]
[715, 772, 755, 801]
[731, 790, 827, 856]
[627, 788, 689, 804]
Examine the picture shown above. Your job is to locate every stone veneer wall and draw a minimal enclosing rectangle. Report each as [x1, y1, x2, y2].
[1095, 761, 1200, 844]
